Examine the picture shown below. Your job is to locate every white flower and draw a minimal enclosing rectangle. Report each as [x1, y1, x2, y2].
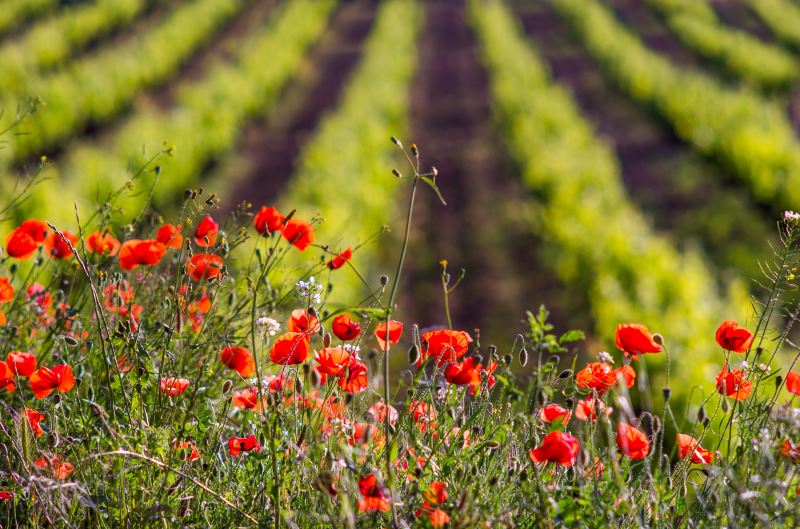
[598, 351, 614, 364]
[257, 317, 280, 336]
[295, 276, 323, 305]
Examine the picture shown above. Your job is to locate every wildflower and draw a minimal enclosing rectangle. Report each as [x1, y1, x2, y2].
[228, 434, 261, 456]
[34, 455, 74, 480]
[597, 351, 614, 364]
[254, 206, 284, 235]
[366, 401, 398, 426]
[157, 224, 183, 249]
[409, 400, 436, 432]
[315, 346, 352, 377]
[220, 346, 255, 377]
[295, 276, 323, 304]
[6, 219, 48, 259]
[615, 323, 661, 360]
[0, 277, 14, 302]
[332, 313, 361, 341]
[173, 440, 200, 462]
[232, 387, 261, 410]
[25, 408, 45, 437]
[529, 431, 580, 467]
[483, 360, 498, 392]
[326, 248, 352, 270]
[193, 215, 218, 247]
[416, 481, 450, 527]
[539, 403, 572, 426]
[575, 362, 634, 395]
[780, 440, 800, 463]
[349, 422, 384, 446]
[160, 377, 190, 397]
[282, 218, 314, 251]
[44, 231, 77, 259]
[0, 491, 14, 501]
[339, 358, 368, 394]
[29, 365, 75, 399]
[26, 283, 51, 312]
[7, 352, 36, 377]
[269, 332, 310, 365]
[256, 316, 281, 336]
[288, 309, 320, 335]
[716, 366, 752, 400]
[575, 397, 612, 421]
[715, 320, 753, 353]
[86, 231, 120, 256]
[677, 434, 714, 464]
[118, 239, 166, 270]
[786, 370, 800, 396]
[617, 423, 650, 459]
[444, 357, 482, 390]
[420, 329, 472, 366]
[263, 374, 289, 393]
[357, 474, 390, 512]
[0, 362, 15, 392]
[188, 253, 224, 281]
[375, 320, 404, 351]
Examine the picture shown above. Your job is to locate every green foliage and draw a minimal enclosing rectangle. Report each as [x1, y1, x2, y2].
[0, 0, 57, 36]
[750, 0, 800, 50]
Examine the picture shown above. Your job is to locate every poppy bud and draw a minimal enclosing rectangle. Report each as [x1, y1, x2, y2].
[310, 368, 322, 388]
[63, 336, 79, 347]
[697, 406, 706, 423]
[547, 354, 560, 364]
[520, 469, 528, 481]
[722, 399, 730, 413]
[755, 347, 764, 358]
[503, 354, 513, 365]
[380, 275, 389, 286]
[558, 369, 573, 379]
[662, 388, 671, 401]
[222, 380, 233, 394]
[473, 353, 484, 365]
[652, 333, 664, 346]
[407, 388, 414, 398]
[323, 332, 332, 348]
[295, 378, 303, 394]
[408, 345, 420, 365]
[565, 397, 575, 408]
[302, 363, 311, 376]
[519, 348, 528, 367]
[702, 417, 710, 428]
[776, 375, 783, 389]
[86, 340, 94, 351]
[488, 345, 497, 358]
[367, 350, 377, 361]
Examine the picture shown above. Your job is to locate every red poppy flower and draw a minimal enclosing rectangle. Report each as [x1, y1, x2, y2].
[315, 346, 352, 376]
[575, 362, 616, 394]
[160, 377, 190, 397]
[157, 224, 183, 249]
[270, 332, 310, 365]
[0, 277, 14, 303]
[0, 309, 5, 327]
[415, 481, 450, 527]
[6, 219, 48, 259]
[529, 431, 580, 467]
[193, 215, 219, 247]
[188, 253, 224, 281]
[281, 218, 314, 251]
[483, 361, 498, 392]
[233, 387, 261, 410]
[617, 423, 650, 459]
[35, 455, 74, 480]
[357, 474, 391, 512]
[29, 365, 74, 399]
[220, 346, 255, 377]
[326, 248, 352, 270]
[786, 370, 800, 396]
[25, 408, 45, 437]
[716, 366, 752, 400]
[715, 320, 753, 353]
[86, 231, 120, 256]
[27, 283, 51, 311]
[339, 358, 368, 394]
[615, 323, 661, 360]
[254, 206, 284, 235]
[7, 351, 36, 377]
[677, 433, 714, 464]
[349, 422, 384, 446]
[574, 397, 612, 421]
[780, 439, 800, 463]
[118, 239, 167, 270]
[0, 361, 15, 392]
[43, 231, 77, 259]
[444, 357, 482, 388]
[421, 329, 472, 366]
[409, 400, 436, 432]
[288, 309, 320, 334]
[425, 481, 448, 506]
[0, 491, 14, 501]
[366, 401, 398, 426]
[173, 440, 200, 462]
[375, 320, 404, 351]
[539, 403, 573, 425]
[265, 374, 289, 393]
[331, 314, 361, 341]
[228, 434, 261, 456]
[616, 364, 636, 388]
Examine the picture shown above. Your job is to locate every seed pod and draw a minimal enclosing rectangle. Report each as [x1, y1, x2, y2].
[519, 348, 529, 367]
[408, 345, 420, 365]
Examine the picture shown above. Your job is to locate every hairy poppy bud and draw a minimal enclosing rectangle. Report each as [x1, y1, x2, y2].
[503, 354, 513, 365]
[565, 397, 575, 409]
[722, 399, 730, 413]
[547, 354, 560, 364]
[558, 369, 573, 379]
[776, 375, 783, 389]
[519, 348, 528, 367]
[368, 350, 377, 360]
[473, 354, 483, 365]
[488, 345, 497, 357]
[63, 336, 79, 347]
[662, 388, 672, 401]
[86, 340, 94, 351]
[222, 380, 233, 394]
[407, 388, 414, 398]
[302, 363, 311, 376]
[310, 368, 322, 388]
[408, 345, 420, 365]
[697, 406, 706, 423]
[702, 417, 710, 428]
[323, 332, 332, 348]
[295, 378, 303, 394]
[652, 333, 664, 346]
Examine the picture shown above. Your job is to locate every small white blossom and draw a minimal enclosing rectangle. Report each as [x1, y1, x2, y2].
[257, 317, 281, 336]
[784, 211, 800, 222]
[295, 276, 323, 305]
[740, 360, 750, 370]
[343, 344, 361, 355]
[598, 351, 614, 364]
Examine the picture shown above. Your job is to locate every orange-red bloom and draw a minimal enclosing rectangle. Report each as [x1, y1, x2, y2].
[529, 431, 580, 467]
[0, 277, 14, 303]
[421, 329, 472, 366]
[716, 365, 752, 401]
[228, 434, 261, 456]
[220, 346, 255, 377]
[282, 218, 314, 251]
[118, 239, 166, 270]
[375, 320, 403, 351]
[409, 400, 436, 432]
[233, 387, 261, 410]
[715, 320, 753, 353]
[677, 433, 714, 464]
[29, 365, 74, 399]
[193, 215, 219, 247]
[288, 309, 320, 335]
[786, 370, 800, 396]
[539, 403, 572, 426]
[326, 248, 352, 270]
[157, 224, 183, 249]
[0, 491, 14, 501]
[331, 314, 361, 341]
[339, 358, 368, 394]
[315, 346, 352, 377]
[0, 361, 14, 392]
[444, 357, 482, 389]
[367, 401, 398, 426]
[254, 206, 284, 235]
[780, 439, 800, 463]
[174, 440, 200, 462]
[358, 474, 391, 512]
[574, 397, 612, 421]
[615, 323, 661, 361]
[35, 455, 74, 480]
[188, 253, 224, 281]
[575, 362, 634, 395]
[7, 352, 36, 377]
[270, 332, 310, 365]
[6, 219, 48, 259]
[25, 408, 45, 437]
[617, 423, 650, 459]
[416, 481, 450, 527]
[160, 377, 190, 397]
[43, 231, 77, 260]
[86, 231, 121, 256]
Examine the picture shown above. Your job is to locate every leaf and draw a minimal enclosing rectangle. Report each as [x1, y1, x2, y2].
[559, 329, 585, 344]
[420, 176, 447, 205]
